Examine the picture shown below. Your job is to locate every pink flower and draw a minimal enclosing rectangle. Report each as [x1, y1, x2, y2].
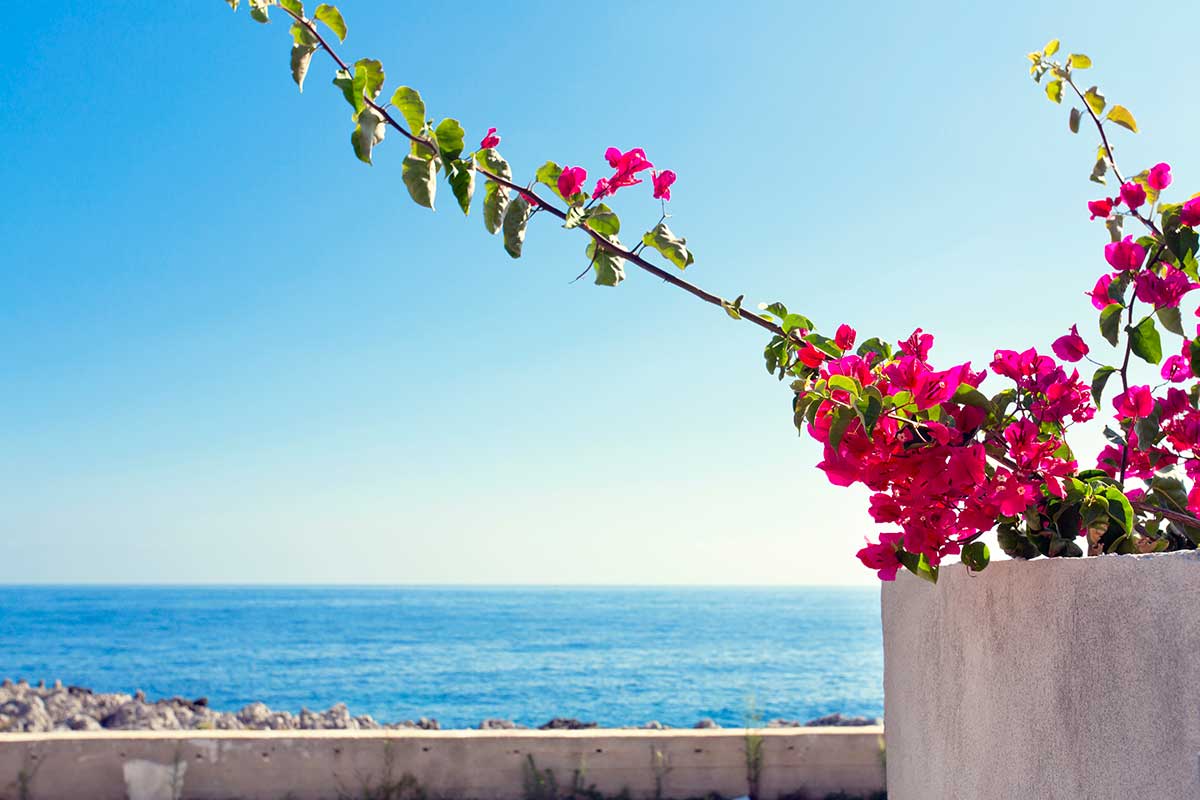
[651, 169, 676, 201]
[1135, 267, 1197, 308]
[596, 147, 654, 199]
[1119, 182, 1146, 211]
[1105, 236, 1147, 272]
[1181, 197, 1200, 228]
[479, 127, 500, 150]
[1148, 162, 1172, 192]
[856, 532, 903, 581]
[1087, 274, 1116, 309]
[1162, 355, 1192, 383]
[592, 177, 611, 200]
[557, 166, 587, 200]
[797, 342, 827, 369]
[1113, 385, 1154, 420]
[1088, 198, 1114, 219]
[835, 324, 857, 351]
[1051, 324, 1089, 362]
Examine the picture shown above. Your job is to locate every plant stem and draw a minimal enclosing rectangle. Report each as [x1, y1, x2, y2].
[279, 5, 786, 338]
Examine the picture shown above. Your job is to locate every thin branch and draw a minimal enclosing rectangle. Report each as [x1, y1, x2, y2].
[1131, 500, 1200, 529]
[280, 5, 786, 338]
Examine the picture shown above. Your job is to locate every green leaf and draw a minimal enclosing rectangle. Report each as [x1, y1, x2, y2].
[249, 0, 270, 22]
[1091, 366, 1117, 406]
[313, 4, 347, 41]
[1134, 412, 1161, 451]
[433, 118, 465, 161]
[1190, 338, 1200, 378]
[952, 383, 992, 413]
[502, 195, 531, 258]
[640, 222, 695, 270]
[1105, 215, 1124, 242]
[482, 180, 509, 235]
[1068, 107, 1081, 133]
[1067, 53, 1091, 69]
[828, 374, 858, 395]
[1045, 79, 1063, 104]
[563, 205, 586, 230]
[332, 69, 356, 115]
[585, 239, 626, 287]
[782, 313, 813, 334]
[390, 86, 425, 134]
[856, 337, 892, 362]
[1084, 86, 1105, 116]
[1043, 39, 1060, 56]
[279, 0, 303, 15]
[722, 295, 745, 320]
[351, 106, 386, 164]
[1090, 154, 1107, 185]
[961, 541, 990, 572]
[804, 332, 841, 358]
[1106, 105, 1138, 133]
[758, 302, 789, 321]
[1099, 303, 1123, 346]
[1103, 486, 1135, 536]
[446, 159, 475, 216]
[584, 204, 621, 237]
[827, 406, 853, 450]
[474, 147, 511, 179]
[401, 153, 438, 209]
[1129, 315, 1162, 364]
[1157, 305, 1184, 336]
[289, 24, 319, 92]
[352, 58, 384, 103]
[226, 0, 239, 11]
[534, 161, 564, 200]
[858, 386, 884, 435]
[897, 549, 938, 584]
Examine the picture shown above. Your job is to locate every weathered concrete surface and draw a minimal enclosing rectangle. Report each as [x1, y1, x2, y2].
[883, 550, 1200, 800]
[0, 728, 885, 800]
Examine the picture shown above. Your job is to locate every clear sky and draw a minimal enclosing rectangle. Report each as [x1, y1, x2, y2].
[3, 1, 1198, 585]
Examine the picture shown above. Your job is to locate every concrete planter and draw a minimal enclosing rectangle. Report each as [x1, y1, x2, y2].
[882, 549, 1200, 800]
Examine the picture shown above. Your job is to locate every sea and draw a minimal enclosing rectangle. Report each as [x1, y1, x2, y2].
[0, 586, 882, 728]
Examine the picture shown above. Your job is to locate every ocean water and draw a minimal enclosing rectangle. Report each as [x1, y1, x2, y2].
[0, 586, 882, 728]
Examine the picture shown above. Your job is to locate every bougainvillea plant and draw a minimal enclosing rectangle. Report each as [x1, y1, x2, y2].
[226, 6, 1200, 583]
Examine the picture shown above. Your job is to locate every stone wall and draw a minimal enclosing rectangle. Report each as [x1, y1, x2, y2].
[883, 550, 1200, 800]
[0, 728, 885, 800]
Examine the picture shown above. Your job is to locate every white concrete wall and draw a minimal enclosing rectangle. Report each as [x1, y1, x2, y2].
[0, 728, 885, 800]
[883, 550, 1200, 800]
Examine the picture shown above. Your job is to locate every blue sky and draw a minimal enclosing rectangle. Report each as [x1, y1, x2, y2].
[2, 1, 1198, 584]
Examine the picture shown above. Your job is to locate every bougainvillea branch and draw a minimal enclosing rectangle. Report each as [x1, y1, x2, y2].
[226, 6, 1200, 583]
[268, 1, 786, 338]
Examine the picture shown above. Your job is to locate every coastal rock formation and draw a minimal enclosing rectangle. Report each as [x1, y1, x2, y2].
[0, 680, 435, 733]
[0, 679, 879, 732]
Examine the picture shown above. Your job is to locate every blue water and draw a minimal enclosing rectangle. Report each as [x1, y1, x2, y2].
[0, 586, 882, 728]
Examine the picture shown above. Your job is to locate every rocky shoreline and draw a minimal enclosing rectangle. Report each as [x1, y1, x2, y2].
[0, 679, 880, 733]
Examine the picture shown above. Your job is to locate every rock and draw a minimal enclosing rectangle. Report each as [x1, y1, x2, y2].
[766, 718, 802, 728]
[322, 703, 355, 729]
[64, 714, 101, 731]
[0, 698, 53, 732]
[539, 717, 598, 730]
[803, 712, 881, 727]
[100, 702, 181, 730]
[416, 717, 439, 730]
[354, 714, 381, 730]
[638, 721, 668, 730]
[693, 718, 721, 729]
[479, 718, 517, 730]
[237, 702, 272, 726]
